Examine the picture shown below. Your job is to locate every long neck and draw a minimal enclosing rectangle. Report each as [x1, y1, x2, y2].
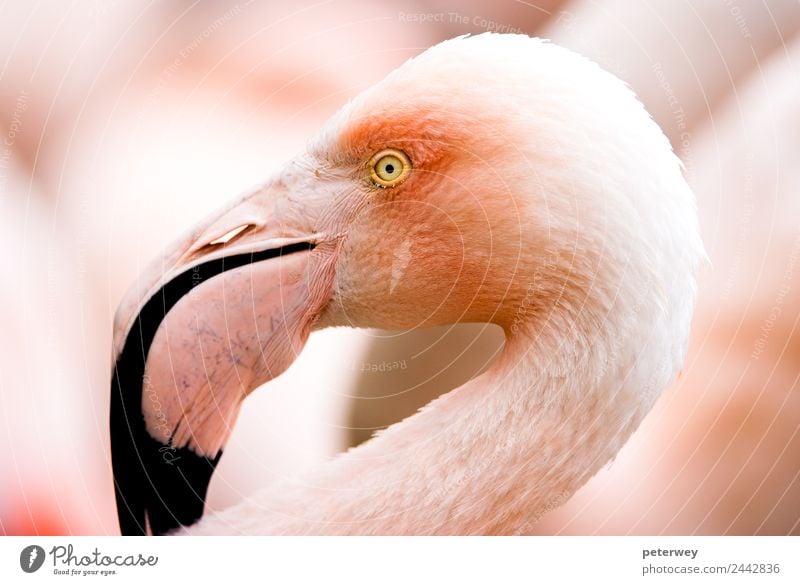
[187, 304, 668, 535]
[186, 212, 698, 535]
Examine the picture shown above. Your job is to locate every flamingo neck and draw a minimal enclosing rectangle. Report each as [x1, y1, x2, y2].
[191, 302, 666, 535]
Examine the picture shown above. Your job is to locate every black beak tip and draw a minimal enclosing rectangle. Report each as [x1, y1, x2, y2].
[111, 361, 221, 536]
[109, 241, 315, 535]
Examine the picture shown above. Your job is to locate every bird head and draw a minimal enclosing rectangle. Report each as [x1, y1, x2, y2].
[111, 34, 702, 535]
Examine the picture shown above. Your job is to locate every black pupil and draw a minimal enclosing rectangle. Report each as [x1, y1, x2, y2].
[384, 163, 395, 174]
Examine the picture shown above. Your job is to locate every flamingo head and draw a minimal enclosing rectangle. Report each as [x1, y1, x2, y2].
[110, 34, 703, 535]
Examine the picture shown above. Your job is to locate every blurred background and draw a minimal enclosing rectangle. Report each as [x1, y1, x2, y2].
[1, 0, 798, 535]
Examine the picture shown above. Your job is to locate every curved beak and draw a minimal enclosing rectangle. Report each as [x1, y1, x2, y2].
[110, 179, 338, 535]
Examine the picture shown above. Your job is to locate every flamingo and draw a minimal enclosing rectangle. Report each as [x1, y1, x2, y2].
[110, 33, 704, 535]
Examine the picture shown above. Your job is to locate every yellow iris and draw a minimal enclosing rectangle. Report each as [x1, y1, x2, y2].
[368, 148, 411, 188]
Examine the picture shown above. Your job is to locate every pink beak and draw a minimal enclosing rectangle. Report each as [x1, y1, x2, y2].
[110, 182, 338, 535]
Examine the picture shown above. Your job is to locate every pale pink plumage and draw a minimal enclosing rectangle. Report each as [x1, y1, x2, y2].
[113, 34, 704, 535]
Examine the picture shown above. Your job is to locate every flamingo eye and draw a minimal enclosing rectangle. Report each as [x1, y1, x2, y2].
[368, 148, 411, 188]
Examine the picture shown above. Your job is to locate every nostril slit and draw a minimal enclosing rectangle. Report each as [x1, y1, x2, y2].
[192, 224, 256, 259]
[207, 224, 254, 247]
